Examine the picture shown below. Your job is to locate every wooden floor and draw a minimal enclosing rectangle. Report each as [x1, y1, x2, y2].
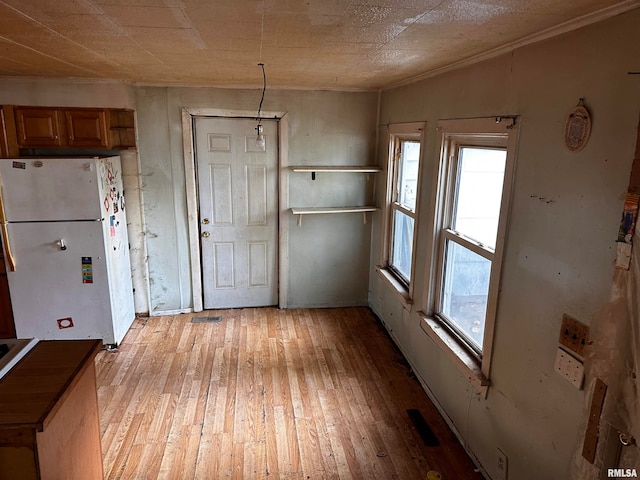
[96, 307, 484, 479]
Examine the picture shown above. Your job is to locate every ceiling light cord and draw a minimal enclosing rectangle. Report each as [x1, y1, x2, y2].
[257, 62, 266, 122]
[255, 62, 267, 149]
[259, 0, 265, 64]
[255, 0, 266, 149]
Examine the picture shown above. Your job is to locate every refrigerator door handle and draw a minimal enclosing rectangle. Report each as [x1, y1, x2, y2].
[0, 178, 16, 271]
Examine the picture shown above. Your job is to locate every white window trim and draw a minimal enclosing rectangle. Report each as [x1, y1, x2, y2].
[419, 117, 519, 394]
[376, 265, 413, 308]
[378, 122, 426, 303]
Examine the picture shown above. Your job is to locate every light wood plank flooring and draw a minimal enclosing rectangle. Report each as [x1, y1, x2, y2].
[96, 307, 483, 479]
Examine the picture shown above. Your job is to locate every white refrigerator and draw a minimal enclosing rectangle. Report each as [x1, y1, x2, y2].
[0, 156, 135, 346]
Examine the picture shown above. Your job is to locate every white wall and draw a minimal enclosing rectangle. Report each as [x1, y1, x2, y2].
[370, 9, 640, 480]
[135, 86, 378, 313]
[0, 79, 378, 315]
[0, 77, 135, 107]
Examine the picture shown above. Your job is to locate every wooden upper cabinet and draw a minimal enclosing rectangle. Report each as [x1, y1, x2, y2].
[15, 107, 63, 147]
[109, 109, 136, 148]
[1, 106, 136, 153]
[0, 108, 9, 157]
[65, 109, 109, 148]
[0, 106, 18, 158]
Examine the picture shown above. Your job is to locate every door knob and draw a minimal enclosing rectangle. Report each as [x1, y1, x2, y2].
[202, 218, 210, 225]
[201, 231, 210, 238]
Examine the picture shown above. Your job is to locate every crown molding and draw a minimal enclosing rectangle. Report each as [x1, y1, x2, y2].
[383, 0, 640, 91]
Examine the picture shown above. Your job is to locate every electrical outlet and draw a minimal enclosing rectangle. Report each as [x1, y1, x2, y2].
[497, 448, 508, 480]
[559, 314, 589, 357]
[554, 347, 585, 389]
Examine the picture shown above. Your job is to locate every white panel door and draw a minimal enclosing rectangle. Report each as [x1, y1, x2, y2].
[195, 117, 278, 308]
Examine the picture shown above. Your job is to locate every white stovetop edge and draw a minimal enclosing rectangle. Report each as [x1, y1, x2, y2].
[0, 338, 39, 380]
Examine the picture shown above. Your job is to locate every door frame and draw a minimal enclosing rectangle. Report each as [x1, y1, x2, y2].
[181, 107, 289, 312]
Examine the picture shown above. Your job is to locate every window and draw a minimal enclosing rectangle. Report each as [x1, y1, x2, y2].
[422, 117, 518, 386]
[389, 139, 420, 284]
[438, 145, 506, 355]
[382, 123, 424, 293]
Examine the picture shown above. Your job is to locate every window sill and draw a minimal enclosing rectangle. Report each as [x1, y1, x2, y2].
[418, 311, 490, 397]
[376, 266, 413, 309]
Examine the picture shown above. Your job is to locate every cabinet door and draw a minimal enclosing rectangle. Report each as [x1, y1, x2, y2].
[0, 108, 9, 157]
[65, 109, 109, 148]
[15, 108, 62, 147]
[108, 109, 136, 148]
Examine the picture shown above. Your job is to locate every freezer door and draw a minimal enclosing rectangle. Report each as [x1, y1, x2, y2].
[0, 158, 101, 221]
[5, 221, 116, 343]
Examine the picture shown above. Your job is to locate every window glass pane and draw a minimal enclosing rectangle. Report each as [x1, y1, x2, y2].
[390, 210, 414, 282]
[453, 147, 506, 249]
[398, 141, 420, 211]
[440, 239, 490, 351]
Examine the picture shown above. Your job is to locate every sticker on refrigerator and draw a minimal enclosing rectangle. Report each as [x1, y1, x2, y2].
[57, 317, 74, 329]
[82, 256, 93, 284]
[110, 215, 116, 237]
[107, 161, 116, 185]
[12, 161, 26, 169]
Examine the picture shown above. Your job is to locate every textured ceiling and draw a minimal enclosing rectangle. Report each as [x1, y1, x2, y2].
[0, 0, 638, 90]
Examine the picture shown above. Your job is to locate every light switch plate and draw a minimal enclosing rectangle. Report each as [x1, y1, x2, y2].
[554, 347, 584, 389]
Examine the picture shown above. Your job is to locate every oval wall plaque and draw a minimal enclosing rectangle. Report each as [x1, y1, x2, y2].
[565, 103, 591, 152]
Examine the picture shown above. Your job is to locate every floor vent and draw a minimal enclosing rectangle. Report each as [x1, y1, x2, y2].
[191, 316, 222, 323]
[407, 409, 440, 446]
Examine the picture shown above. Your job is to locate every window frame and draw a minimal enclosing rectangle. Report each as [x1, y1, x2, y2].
[379, 122, 425, 302]
[420, 117, 518, 390]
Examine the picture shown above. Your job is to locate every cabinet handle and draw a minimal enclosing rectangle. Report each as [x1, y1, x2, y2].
[0, 180, 16, 271]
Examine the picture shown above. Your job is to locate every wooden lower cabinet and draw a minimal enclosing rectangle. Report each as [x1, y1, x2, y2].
[0, 275, 14, 339]
[0, 242, 15, 339]
[0, 340, 104, 480]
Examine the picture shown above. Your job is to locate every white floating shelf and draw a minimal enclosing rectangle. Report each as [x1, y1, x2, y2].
[290, 206, 379, 226]
[289, 165, 381, 173]
[289, 165, 381, 179]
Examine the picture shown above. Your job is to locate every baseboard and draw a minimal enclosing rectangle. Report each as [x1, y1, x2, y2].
[284, 301, 370, 309]
[149, 307, 193, 317]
